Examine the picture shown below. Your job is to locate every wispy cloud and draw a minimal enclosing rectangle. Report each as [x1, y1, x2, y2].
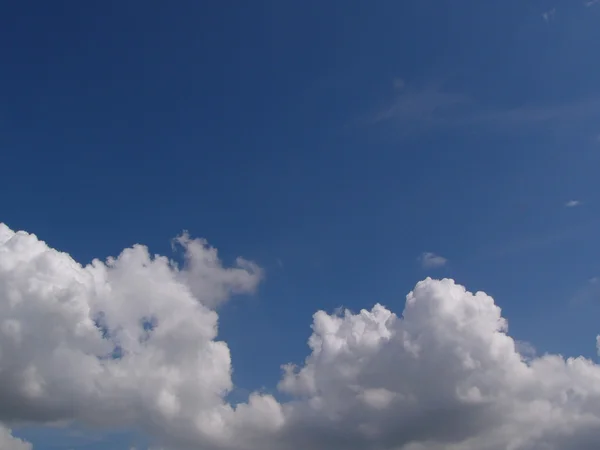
[418, 252, 448, 269]
[371, 81, 600, 135]
[565, 200, 581, 207]
[542, 8, 556, 22]
[473, 219, 600, 261]
[373, 83, 471, 125]
[585, 0, 600, 7]
[571, 276, 600, 304]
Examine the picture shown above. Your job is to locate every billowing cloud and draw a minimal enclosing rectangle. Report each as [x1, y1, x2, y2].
[418, 252, 448, 269]
[0, 223, 270, 450]
[278, 280, 600, 450]
[1, 223, 600, 450]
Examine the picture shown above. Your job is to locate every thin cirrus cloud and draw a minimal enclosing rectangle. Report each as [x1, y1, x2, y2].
[2, 223, 600, 450]
[565, 200, 581, 207]
[571, 276, 600, 305]
[371, 81, 600, 136]
[418, 251, 448, 269]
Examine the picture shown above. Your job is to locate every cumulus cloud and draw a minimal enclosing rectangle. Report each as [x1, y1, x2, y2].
[172, 231, 263, 308]
[2, 223, 600, 450]
[0, 223, 269, 450]
[0, 425, 31, 450]
[418, 252, 447, 269]
[278, 280, 600, 450]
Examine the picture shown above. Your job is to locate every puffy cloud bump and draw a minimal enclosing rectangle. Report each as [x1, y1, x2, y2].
[1, 223, 600, 450]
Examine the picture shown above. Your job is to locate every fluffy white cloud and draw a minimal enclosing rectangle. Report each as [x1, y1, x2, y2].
[278, 280, 600, 450]
[0, 425, 31, 450]
[0, 223, 270, 450]
[1, 223, 600, 450]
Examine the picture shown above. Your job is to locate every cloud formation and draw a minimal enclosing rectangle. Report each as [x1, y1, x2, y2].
[0, 425, 31, 450]
[566, 200, 581, 207]
[1, 223, 600, 450]
[0, 223, 268, 450]
[418, 252, 448, 269]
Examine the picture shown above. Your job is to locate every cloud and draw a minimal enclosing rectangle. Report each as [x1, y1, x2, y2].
[371, 82, 600, 135]
[0, 425, 31, 450]
[0, 223, 269, 450]
[542, 8, 556, 22]
[585, 0, 600, 6]
[172, 231, 263, 309]
[373, 83, 471, 126]
[571, 276, 600, 305]
[278, 279, 600, 450]
[418, 252, 448, 269]
[2, 223, 600, 450]
[473, 219, 600, 261]
[566, 200, 581, 207]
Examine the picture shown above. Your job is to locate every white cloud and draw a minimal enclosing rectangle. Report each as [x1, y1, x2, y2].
[418, 252, 448, 269]
[585, 0, 600, 7]
[0, 223, 269, 450]
[565, 200, 581, 207]
[0, 425, 31, 450]
[172, 231, 263, 309]
[278, 280, 600, 450]
[2, 223, 600, 450]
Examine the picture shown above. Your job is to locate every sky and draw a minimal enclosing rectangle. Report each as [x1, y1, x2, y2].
[1, 1, 600, 449]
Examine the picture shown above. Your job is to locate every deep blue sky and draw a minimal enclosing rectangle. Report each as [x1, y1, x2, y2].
[2, 1, 600, 448]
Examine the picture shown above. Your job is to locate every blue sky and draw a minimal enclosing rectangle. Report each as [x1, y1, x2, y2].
[1, 1, 600, 449]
